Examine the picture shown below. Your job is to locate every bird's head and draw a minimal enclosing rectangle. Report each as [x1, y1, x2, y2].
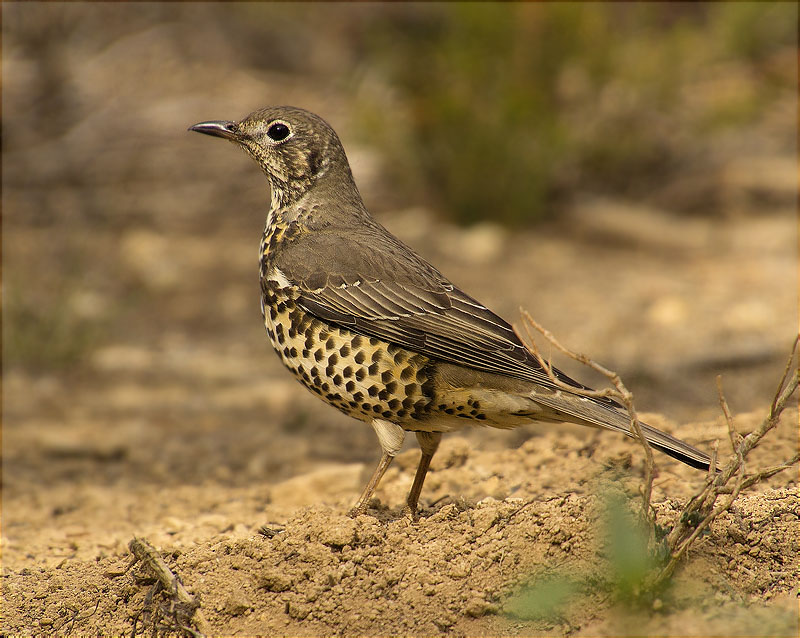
[189, 106, 351, 207]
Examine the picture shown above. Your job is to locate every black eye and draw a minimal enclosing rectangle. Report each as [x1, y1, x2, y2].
[267, 122, 291, 142]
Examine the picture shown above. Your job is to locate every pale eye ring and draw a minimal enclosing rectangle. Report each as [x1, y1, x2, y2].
[266, 121, 291, 143]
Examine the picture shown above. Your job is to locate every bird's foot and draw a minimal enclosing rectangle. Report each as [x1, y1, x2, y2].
[401, 502, 419, 522]
[347, 505, 368, 519]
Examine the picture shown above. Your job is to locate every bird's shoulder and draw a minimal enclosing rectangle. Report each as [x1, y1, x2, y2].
[272, 213, 452, 300]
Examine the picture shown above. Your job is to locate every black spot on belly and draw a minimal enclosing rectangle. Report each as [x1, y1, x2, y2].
[411, 399, 430, 419]
[297, 315, 312, 333]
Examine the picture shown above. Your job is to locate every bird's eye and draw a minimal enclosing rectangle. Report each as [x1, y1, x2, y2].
[267, 122, 291, 142]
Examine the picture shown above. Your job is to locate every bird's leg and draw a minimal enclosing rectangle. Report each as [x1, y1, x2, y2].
[348, 419, 405, 517]
[403, 431, 443, 518]
[348, 452, 395, 517]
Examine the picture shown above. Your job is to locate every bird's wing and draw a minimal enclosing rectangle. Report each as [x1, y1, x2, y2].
[272, 225, 607, 399]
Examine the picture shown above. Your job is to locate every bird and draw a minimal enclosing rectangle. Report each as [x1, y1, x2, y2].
[189, 106, 712, 517]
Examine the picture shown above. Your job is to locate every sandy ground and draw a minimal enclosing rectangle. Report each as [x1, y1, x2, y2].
[3, 5, 798, 635]
[2, 410, 798, 636]
[3, 208, 798, 636]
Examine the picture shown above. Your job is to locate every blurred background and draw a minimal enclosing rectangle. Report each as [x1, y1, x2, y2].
[3, 3, 797, 497]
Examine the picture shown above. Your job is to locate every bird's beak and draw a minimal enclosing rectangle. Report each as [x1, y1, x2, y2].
[188, 120, 239, 140]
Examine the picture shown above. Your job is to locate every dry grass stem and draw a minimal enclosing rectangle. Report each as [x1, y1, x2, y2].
[652, 335, 799, 587]
[514, 311, 798, 593]
[129, 536, 211, 637]
[515, 309, 656, 527]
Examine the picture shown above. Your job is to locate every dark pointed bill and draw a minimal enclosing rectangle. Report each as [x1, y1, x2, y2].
[188, 120, 238, 140]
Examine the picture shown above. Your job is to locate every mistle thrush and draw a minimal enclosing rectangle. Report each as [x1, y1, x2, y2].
[190, 106, 712, 516]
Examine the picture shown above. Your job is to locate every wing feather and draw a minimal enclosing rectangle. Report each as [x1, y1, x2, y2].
[274, 225, 610, 399]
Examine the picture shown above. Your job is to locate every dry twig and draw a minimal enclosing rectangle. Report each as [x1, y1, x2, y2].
[651, 335, 799, 587]
[515, 309, 657, 527]
[515, 310, 799, 592]
[129, 536, 211, 637]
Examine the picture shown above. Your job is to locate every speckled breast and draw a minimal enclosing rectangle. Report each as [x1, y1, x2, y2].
[259, 282, 438, 426]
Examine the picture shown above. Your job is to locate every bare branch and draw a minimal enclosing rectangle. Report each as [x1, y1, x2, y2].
[514, 312, 798, 593]
[651, 336, 800, 589]
[716, 376, 742, 455]
[129, 536, 211, 636]
[770, 334, 799, 418]
[515, 309, 656, 527]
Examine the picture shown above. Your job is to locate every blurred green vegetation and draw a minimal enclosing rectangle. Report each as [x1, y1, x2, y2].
[5, 2, 795, 232]
[504, 572, 580, 624]
[3, 281, 108, 371]
[355, 2, 794, 225]
[505, 489, 670, 627]
[505, 486, 798, 634]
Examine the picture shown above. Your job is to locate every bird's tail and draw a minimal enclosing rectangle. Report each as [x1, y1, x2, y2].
[633, 421, 712, 470]
[532, 393, 713, 471]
